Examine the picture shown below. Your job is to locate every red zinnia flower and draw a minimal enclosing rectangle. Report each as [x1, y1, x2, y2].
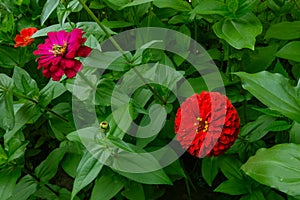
[33, 28, 92, 81]
[14, 27, 38, 48]
[174, 91, 240, 157]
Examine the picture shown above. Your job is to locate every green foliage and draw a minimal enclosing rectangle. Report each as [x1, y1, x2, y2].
[0, 0, 299, 199]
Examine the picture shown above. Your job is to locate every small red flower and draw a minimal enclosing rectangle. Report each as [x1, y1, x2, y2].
[175, 91, 240, 157]
[14, 27, 38, 48]
[33, 28, 92, 81]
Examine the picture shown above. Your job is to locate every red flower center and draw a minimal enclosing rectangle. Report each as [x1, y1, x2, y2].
[50, 42, 67, 56]
[194, 117, 209, 133]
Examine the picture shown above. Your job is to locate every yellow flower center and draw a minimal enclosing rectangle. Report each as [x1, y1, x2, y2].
[50, 42, 67, 56]
[194, 117, 209, 133]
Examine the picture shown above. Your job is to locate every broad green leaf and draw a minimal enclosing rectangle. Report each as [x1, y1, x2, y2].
[102, 19, 134, 29]
[0, 145, 7, 166]
[226, 0, 239, 14]
[4, 102, 41, 144]
[290, 122, 300, 144]
[276, 41, 300, 62]
[8, 175, 38, 200]
[190, 0, 229, 16]
[213, 13, 262, 50]
[240, 190, 265, 200]
[90, 170, 125, 200]
[7, 140, 28, 162]
[61, 153, 81, 178]
[120, 0, 153, 9]
[40, 0, 60, 25]
[0, 47, 19, 68]
[32, 23, 73, 38]
[35, 147, 66, 183]
[240, 115, 276, 142]
[153, 0, 192, 12]
[39, 81, 67, 107]
[218, 155, 244, 180]
[0, 74, 14, 130]
[82, 50, 125, 70]
[236, 0, 259, 16]
[202, 157, 219, 186]
[71, 151, 103, 200]
[265, 21, 300, 40]
[163, 159, 186, 180]
[243, 45, 278, 73]
[0, 168, 21, 200]
[117, 169, 172, 185]
[264, 120, 291, 132]
[32, 22, 115, 38]
[214, 179, 249, 195]
[242, 143, 300, 197]
[102, 0, 128, 10]
[95, 78, 115, 106]
[236, 71, 300, 123]
[12, 66, 39, 98]
[122, 182, 145, 200]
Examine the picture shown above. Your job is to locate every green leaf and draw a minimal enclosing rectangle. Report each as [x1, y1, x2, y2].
[39, 80, 66, 107]
[218, 155, 244, 180]
[213, 13, 262, 50]
[35, 147, 66, 183]
[0, 47, 19, 68]
[120, 0, 153, 9]
[122, 182, 145, 200]
[61, 153, 81, 178]
[241, 143, 300, 197]
[40, 0, 60, 25]
[202, 157, 219, 186]
[240, 115, 276, 142]
[153, 0, 192, 12]
[290, 122, 300, 144]
[214, 179, 249, 195]
[276, 41, 300, 62]
[4, 102, 41, 144]
[8, 175, 38, 200]
[0, 145, 8, 166]
[265, 21, 300, 40]
[190, 0, 229, 16]
[236, 71, 300, 123]
[0, 74, 14, 130]
[117, 169, 172, 185]
[227, 0, 239, 14]
[12, 67, 39, 98]
[240, 190, 265, 200]
[90, 170, 125, 200]
[236, 0, 259, 16]
[264, 120, 291, 132]
[0, 168, 21, 200]
[95, 78, 115, 106]
[71, 151, 103, 200]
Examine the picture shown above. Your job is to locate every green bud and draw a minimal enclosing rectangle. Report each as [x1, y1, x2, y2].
[99, 121, 110, 133]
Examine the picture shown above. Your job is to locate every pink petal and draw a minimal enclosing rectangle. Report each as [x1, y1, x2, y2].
[65, 69, 76, 78]
[77, 46, 92, 57]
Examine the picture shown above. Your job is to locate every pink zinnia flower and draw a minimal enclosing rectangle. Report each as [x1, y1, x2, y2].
[33, 28, 92, 81]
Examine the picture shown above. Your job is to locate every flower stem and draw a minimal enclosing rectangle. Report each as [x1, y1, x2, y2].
[77, 0, 130, 61]
[77, 0, 166, 105]
[77, 71, 97, 90]
[13, 91, 69, 122]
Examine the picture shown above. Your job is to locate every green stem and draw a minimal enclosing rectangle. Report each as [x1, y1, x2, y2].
[77, 0, 130, 61]
[13, 91, 69, 122]
[77, 0, 166, 105]
[78, 71, 97, 90]
[23, 167, 60, 197]
[132, 67, 166, 105]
